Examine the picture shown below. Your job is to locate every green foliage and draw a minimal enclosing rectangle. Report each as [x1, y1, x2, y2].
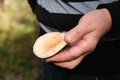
[0, 0, 42, 80]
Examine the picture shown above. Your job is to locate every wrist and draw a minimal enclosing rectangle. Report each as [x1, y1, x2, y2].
[99, 8, 112, 32]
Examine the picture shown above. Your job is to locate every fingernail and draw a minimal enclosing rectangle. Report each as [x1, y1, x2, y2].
[65, 34, 73, 43]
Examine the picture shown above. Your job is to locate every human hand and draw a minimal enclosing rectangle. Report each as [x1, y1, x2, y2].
[46, 9, 112, 69]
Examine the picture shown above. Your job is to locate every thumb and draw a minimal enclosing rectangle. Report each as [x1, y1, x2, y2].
[65, 23, 92, 44]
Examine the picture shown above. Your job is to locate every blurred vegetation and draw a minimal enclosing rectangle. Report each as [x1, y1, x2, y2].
[0, 0, 43, 80]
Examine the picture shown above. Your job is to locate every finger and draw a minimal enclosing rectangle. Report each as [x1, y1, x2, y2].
[46, 37, 93, 62]
[46, 27, 98, 62]
[53, 55, 85, 69]
[65, 21, 95, 44]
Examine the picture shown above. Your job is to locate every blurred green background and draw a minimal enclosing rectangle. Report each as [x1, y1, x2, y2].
[0, 0, 43, 80]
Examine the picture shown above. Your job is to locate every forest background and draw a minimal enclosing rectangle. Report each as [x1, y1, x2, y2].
[0, 0, 43, 80]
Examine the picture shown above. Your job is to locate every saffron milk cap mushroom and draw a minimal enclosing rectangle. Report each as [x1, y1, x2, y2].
[33, 32, 67, 58]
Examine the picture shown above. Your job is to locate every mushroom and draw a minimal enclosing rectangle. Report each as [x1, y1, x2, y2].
[33, 32, 67, 58]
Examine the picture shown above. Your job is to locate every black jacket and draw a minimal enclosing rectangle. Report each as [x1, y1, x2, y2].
[28, 0, 120, 75]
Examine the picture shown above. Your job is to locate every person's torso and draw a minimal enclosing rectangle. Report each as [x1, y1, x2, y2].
[37, 0, 117, 14]
[35, 0, 118, 32]
[31, 0, 120, 75]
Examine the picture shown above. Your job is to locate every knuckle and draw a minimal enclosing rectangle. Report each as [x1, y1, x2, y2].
[86, 42, 96, 52]
[70, 55, 77, 60]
